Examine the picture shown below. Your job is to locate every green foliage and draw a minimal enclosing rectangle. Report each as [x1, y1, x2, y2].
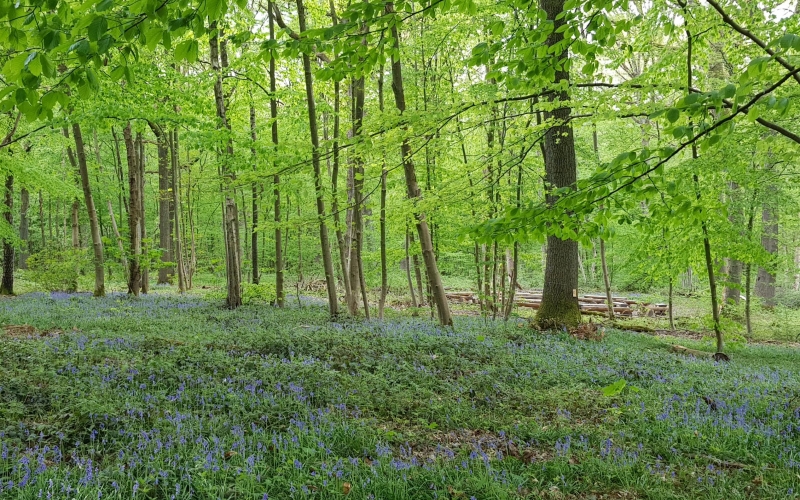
[1, 295, 799, 498]
[25, 248, 88, 292]
[241, 281, 277, 305]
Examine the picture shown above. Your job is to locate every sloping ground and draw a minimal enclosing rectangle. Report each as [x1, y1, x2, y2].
[0, 293, 798, 499]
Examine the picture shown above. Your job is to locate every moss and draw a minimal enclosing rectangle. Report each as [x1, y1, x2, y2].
[535, 298, 581, 330]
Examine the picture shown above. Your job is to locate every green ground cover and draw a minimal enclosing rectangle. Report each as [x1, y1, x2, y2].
[1, 292, 798, 499]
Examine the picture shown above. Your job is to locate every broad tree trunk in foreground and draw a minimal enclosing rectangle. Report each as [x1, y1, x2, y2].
[296, 0, 339, 318]
[71, 123, 105, 296]
[387, 2, 452, 327]
[123, 123, 142, 295]
[536, 0, 581, 329]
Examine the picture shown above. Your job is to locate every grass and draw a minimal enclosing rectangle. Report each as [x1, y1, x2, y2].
[0, 291, 799, 499]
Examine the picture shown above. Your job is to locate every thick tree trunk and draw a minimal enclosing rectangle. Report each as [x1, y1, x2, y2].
[536, 0, 581, 329]
[755, 206, 778, 307]
[295, 0, 339, 318]
[351, 72, 370, 319]
[149, 122, 174, 285]
[386, 2, 452, 326]
[123, 123, 142, 295]
[378, 63, 388, 319]
[18, 188, 29, 269]
[1, 174, 14, 295]
[71, 123, 105, 296]
[210, 23, 242, 308]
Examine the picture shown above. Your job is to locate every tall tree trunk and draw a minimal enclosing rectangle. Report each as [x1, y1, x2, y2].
[170, 129, 187, 293]
[386, 2, 452, 326]
[536, 0, 581, 329]
[123, 123, 142, 295]
[351, 70, 369, 319]
[249, 103, 260, 285]
[39, 190, 46, 249]
[210, 23, 242, 308]
[600, 239, 615, 320]
[107, 199, 128, 280]
[378, 63, 388, 319]
[1, 174, 14, 295]
[295, 0, 339, 318]
[149, 122, 174, 285]
[744, 195, 757, 338]
[683, 7, 723, 354]
[70, 123, 105, 296]
[405, 226, 418, 308]
[724, 181, 743, 305]
[268, 2, 284, 307]
[18, 188, 29, 269]
[755, 205, 778, 307]
[137, 132, 149, 293]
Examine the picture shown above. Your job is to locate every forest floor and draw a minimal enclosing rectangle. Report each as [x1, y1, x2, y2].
[1, 291, 799, 499]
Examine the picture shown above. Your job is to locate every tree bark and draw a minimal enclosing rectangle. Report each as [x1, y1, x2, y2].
[386, 2, 452, 326]
[683, 6, 723, 353]
[378, 63, 388, 320]
[536, 0, 581, 329]
[249, 103, 260, 285]
[18, 188, 29, 269]
[123, 123, 142, 295]
[170, 129, 187, 293]
[149, 122, 174, 284]
[137, 132, 149, 293]
[267, 2, 284, 306]
[755, 205, 778, 307]
[71, 123, 105, 296]
[295, 0, 339, 318]
[1, 174, 14, 295]
[38, 190, 46, 249]
[210, 23, 242, 308]
[107, 199, 128, 280]
[600, 238, 615, 321]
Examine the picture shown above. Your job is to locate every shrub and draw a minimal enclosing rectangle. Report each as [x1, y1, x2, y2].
[26, 248, 89, 292]
[242, 282, 277, 305]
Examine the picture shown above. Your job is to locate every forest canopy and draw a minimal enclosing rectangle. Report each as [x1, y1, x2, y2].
[0, 0, 799, 351]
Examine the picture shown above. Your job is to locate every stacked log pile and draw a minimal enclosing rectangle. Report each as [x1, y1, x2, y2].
[445, 290, 668, 317]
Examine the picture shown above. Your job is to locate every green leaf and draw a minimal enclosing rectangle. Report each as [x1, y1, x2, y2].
[602, 379, 627, 397]
[96, 0, 114, 12]
[88, 16, 108, 42]
[2, 53, 28, 80]
[110, 65, 126, 81]
[666, 108, 679, 123]
[26, 53, 41, 77]
[86, 67, 100, 91]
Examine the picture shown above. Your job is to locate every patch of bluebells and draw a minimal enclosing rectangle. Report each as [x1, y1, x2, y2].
[0, 294, 799, 498]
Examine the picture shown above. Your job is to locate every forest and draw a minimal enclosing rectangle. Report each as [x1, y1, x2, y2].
[1, 0, 800, 498]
